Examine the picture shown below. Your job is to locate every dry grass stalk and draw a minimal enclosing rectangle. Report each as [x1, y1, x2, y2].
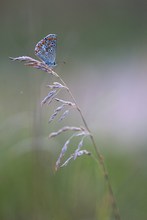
[11, 55, 121, 220]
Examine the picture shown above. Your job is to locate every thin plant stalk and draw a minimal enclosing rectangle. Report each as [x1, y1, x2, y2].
[53, 70, 121, 220]
[11, 56, 121, 220]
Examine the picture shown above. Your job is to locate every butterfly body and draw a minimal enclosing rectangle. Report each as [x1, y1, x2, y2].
[35, 34, 57, 67]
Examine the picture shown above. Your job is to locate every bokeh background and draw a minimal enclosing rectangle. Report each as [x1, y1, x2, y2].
[1, 0, 147, 219]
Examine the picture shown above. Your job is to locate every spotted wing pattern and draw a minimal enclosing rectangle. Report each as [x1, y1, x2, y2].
[35, 34, 57, 67]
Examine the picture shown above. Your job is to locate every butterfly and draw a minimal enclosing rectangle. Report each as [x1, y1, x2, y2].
[35, 34, 57, 68]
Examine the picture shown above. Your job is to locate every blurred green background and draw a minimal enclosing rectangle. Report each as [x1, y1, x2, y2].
[1, 0, 147, 219]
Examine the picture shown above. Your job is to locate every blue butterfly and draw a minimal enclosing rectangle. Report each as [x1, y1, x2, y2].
[35, 34, 57, 67]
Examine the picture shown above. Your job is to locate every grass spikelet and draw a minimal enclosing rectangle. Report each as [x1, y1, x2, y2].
[49, 126, 84, 138]
[55, 137, 71, 169]
[55, 131, 88, 170]
[49, 104, 65, 123]
[73, 136, 85, 160]
[47, 82, 66, 89]
[41, 90, 57, 106]
[58, 109, 69, 122]
[55, 98, 75, 107]
[10, 56, 37, 63]
[60, 150, 91, 169]
[59, 155, 73, 168]
[9, 56, 58, 76]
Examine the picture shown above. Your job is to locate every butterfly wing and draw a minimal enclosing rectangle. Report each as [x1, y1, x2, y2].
[35, 34, 57, 67]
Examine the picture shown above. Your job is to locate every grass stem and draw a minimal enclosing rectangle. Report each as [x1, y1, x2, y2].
[54, 71, 121, 220]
